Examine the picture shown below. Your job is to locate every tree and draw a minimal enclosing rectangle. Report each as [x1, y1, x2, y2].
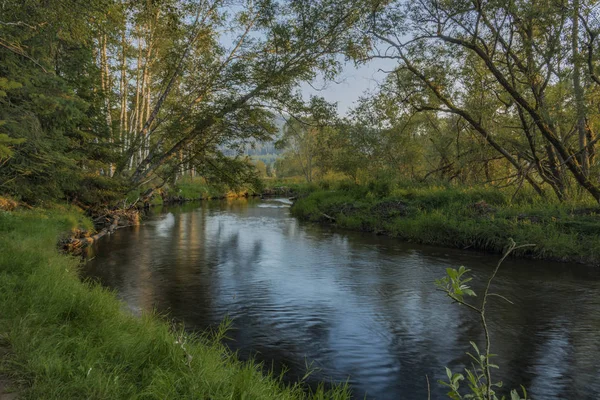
[266, 163, 273, 177]
[0, 0, 117, 203]
[254, 160, 267, 177]
[123, 0, 366, 192]
[0, 0, 369, 205]
[275, 97, 339, 182]
[361, 0, 600, 202]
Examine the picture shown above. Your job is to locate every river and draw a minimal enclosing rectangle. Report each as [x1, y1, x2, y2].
[82, 197, 600, 399]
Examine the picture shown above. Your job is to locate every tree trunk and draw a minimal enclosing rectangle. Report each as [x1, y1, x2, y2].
[119, 29, 128, 154]
[433, 33, 600, 202]
[573, 0, 590, 177]
[100, 35, 114, 176]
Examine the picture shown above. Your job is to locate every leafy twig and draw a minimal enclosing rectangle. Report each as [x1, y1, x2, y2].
[436, 239, 534, 400]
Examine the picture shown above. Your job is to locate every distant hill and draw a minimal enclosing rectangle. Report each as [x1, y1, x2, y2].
[220, 115, 286, 160]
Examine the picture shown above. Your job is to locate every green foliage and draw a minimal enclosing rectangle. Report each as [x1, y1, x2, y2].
[169, 177, 230, 200]
[1, 0, 371, 206]
[0, 133, 25, 161]
[254, 159, 268, 178]
[435, 243, 530, 400]
[74, 175, 128, 206]
[436, 266, 477, 302]
[275, 105, 338, 182]
[355, 0, 600, 202]
[0, 208, 351, 399]
[0, 0, 116, 205]
[292, 185, 600, 263]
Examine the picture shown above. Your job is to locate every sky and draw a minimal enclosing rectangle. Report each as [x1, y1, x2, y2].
[300, 57, 398, 116]
[217, 4, 399, 117]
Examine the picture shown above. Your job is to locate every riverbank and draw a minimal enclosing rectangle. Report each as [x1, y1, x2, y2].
[162, 177, 253, 203]
[149, 178, 314, 204]
[123, 177, 257, 207]
[0, 205, 350, 399]
[291, 185, 600, 264]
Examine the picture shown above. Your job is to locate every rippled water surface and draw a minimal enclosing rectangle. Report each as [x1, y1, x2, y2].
[83, 198, 600, 399]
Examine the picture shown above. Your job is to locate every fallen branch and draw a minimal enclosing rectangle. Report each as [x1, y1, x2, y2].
[321, 213, 336, 222]
[61, 207, 141, 255]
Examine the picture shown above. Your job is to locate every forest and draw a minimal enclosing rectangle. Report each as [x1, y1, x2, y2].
[2, 0, 600, 399]
[2, 0, 600, 205]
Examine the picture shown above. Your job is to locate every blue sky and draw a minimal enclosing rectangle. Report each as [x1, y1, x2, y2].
[300, 58, 397, 116]
[217, 4, 398, 117]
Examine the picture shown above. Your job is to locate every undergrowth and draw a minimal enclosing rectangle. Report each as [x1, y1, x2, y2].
[291, 183, 600, 264]
[169, 177, 235, 200]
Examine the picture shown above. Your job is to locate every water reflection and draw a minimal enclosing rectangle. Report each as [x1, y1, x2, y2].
[83, 198, 600, 399]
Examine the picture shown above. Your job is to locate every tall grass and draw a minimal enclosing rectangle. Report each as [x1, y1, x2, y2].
[170, 177, 236, 200]
[291, 184, 600, 264]
[0, 206, 350, 399]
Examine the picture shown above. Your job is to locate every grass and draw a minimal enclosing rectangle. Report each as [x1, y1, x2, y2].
[168, 177, 255, 201]
[124, 177, 254, 206]
[291, 183, 600, 264]
[170, 177, 229, 200]
[262, 178, 321, 197]
[0, 205, 350, 399]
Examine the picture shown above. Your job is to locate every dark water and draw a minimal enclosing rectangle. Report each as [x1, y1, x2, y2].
[82, 198, 600, 399]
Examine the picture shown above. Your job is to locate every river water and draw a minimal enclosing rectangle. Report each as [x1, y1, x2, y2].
[82, 198, 600, 399]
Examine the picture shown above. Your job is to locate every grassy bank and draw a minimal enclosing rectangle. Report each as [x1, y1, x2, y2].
[124, 177, 257, 206]
[261, 179, 323, 197]
[0, 206, 349, 399]
[291, 184, 600, 264]
[168, 177, 252, 201]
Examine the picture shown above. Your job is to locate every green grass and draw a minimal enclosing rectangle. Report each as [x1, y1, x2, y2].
[171, 177, 225, 200]
[262, 179, 322, 197]
[0, 206, 350, 399]
[168, 177, 252, 200]
[124, 177, 252, 205]
[291, 184, 600, 264]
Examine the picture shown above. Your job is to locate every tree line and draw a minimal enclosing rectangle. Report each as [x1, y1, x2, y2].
[0, 0, 364, 205]
[3, 0, 600, 204]
[275, 0, 600, 203]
